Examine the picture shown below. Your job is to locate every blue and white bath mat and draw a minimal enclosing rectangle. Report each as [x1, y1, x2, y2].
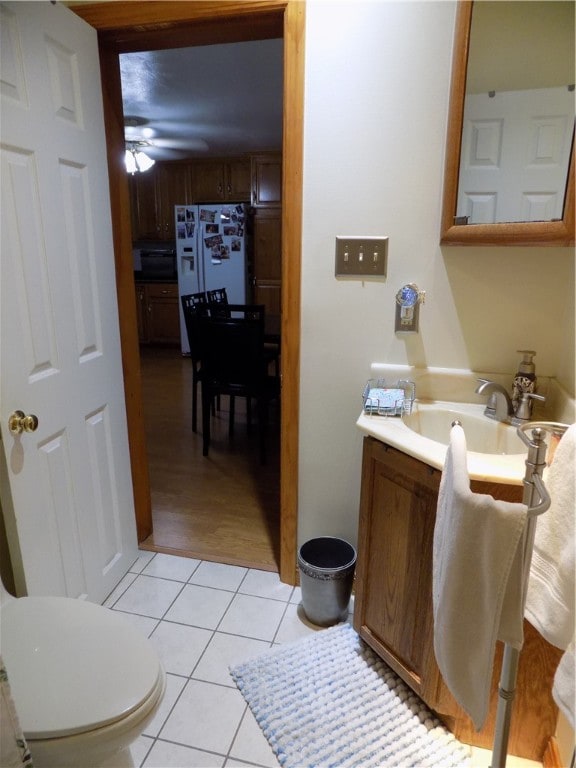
[230, 622, 471, 768]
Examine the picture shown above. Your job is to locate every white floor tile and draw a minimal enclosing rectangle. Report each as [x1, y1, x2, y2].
[239, 570, 294, 602]
[113, 575, 184, 619]
[160, 679, 246, 754]
[103, 572, 137, 606]
[112, 611, 159, 639]
[289, 586, 302, 604]
[131, 734, 154, 767]
[143, 739, 225, 768]
[165, 583, 234, 629]
[143, 673, 187, 738]
[218, 594, 287, 641]
[149, 621, 212, 676]
[274, 602, 323, 644]
[190, 561, 248, 591]
[229, 708, 279, 768]
[193, 632, 271, 687]
[142, 553, 201, 582]
[130, 550, 156, 573]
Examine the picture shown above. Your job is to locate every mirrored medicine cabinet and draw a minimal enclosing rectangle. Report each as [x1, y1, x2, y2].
[441, 0, 575, 246]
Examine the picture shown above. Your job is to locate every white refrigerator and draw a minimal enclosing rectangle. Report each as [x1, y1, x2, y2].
[175, 203, 249, 354]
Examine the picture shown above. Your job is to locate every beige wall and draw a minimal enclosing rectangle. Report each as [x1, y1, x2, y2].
[467, 1, 575, 93]
[298, 0, 575, 547]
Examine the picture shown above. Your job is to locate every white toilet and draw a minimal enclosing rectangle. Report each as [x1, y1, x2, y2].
[0, 582, 165, 767]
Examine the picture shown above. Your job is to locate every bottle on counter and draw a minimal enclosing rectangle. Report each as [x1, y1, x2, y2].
[511, 350, 537, 411]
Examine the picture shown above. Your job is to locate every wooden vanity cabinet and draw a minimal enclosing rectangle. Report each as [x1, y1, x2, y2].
[354, 436, 562, 761]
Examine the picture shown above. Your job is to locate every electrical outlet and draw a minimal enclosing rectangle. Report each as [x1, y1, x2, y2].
[335, 236, 388, 278]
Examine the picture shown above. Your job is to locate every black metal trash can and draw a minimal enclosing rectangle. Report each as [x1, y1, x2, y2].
[297, 537, 356, 627]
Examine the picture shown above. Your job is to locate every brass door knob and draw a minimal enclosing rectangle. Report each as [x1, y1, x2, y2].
[8, 410, 39, 435]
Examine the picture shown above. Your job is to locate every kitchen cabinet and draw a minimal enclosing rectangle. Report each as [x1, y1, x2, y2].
[129, 162, 192, 241]
[156, 162, 192, 239]
[135, 282, 180, 345]
[251, 153, 282, 207]
[252, 208, 282, 316]
[354, 436, 562, 762]
[191, 158, 251, 202]
[129, 169, 158, 240]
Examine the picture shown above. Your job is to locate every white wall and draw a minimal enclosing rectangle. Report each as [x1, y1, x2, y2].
[298, 0, 575, 547]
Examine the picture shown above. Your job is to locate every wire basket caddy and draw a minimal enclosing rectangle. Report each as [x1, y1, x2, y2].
[362, 378, 415, 416]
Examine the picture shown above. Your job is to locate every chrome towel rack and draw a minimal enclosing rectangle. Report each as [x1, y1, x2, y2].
[449, 418, 570, 767]
[492, 421, 569, 768]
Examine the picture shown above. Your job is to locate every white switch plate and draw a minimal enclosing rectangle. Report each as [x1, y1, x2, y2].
[335, 236, 388, 278]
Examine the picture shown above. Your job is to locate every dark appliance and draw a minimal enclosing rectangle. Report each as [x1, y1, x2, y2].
[139, 247, 177, 281]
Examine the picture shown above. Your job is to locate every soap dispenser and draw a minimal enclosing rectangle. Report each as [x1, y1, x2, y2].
[512, 350, 537, 411]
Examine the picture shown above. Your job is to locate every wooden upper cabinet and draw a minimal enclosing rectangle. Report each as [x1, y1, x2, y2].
[226, 158, 251, 200]
[129, 161, 192, 241]
[129, 168, 159, 240]
[191, 158, 251, 202]
[156, 162, 192, 239]
[251, 153, 282, 207]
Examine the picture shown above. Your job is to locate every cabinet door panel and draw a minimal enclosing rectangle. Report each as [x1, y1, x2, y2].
[251, 154, 282, 206]
[356, 444, 440, 701]
[193, 161, 225, 201]
[226, 159, 251, 199]
[129, 169, 159, 239]
[157, 163, 191, 238]
[253, 210, 281, 315]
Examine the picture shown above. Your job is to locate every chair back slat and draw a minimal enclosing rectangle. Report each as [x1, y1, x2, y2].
[181, 293, 209, 363]
[199, 312, 266, 391]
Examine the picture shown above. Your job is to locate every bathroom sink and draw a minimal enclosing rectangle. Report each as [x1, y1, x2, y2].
[402, 402, 525, 455]
[356, 399, 526, 484]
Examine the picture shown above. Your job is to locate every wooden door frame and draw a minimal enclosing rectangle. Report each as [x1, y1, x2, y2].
[72, 0, 303, 585]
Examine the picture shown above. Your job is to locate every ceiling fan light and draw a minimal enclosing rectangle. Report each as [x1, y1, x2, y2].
[125, 148, 138, 174]
[134, 150, 155, 172]
[125, 145, 155, 174]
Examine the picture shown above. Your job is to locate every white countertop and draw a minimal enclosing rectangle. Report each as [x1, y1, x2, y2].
[356, 400, 526, 486]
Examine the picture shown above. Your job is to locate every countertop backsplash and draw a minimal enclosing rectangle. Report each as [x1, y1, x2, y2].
[369, 363, 574, 425]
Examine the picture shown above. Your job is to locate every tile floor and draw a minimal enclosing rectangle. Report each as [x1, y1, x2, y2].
[105, 551, 541, 768]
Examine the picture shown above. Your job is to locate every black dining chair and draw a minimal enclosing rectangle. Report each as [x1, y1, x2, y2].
[199, 306, 280, 464]
[206, 287, 229, 317]
[180, 292, 210, 432]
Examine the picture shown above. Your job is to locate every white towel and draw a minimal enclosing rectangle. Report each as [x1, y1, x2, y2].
[525, 422, 576, 728]
[525, 422, 575, 650]
[433, 424, 528, 730]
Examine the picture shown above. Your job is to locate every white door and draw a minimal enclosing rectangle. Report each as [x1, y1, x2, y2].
[458, 87, 574, 223]
[0, 1, 138, 603]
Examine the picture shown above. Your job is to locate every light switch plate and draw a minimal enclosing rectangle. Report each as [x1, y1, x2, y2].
[335, 236, 388, 278]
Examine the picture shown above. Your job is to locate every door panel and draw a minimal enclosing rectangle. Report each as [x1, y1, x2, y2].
[459, 87, 574, 223]
[0, 1, 138, 602]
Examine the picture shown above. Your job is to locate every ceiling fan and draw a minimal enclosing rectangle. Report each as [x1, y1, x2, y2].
[124, 115, 209, 167]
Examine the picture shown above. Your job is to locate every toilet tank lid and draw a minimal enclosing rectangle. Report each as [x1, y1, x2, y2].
[0, 596, 162, 739]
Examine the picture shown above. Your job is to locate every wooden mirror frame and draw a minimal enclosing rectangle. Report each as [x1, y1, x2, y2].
[440, 1, 575, 246]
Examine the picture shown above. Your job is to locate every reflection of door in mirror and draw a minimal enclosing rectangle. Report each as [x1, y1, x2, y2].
[459, 2, 575, 225]
[441, 1, 575, 246]
[459, 87, 573, 223]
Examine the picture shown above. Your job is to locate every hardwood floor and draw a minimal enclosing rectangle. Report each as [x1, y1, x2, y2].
[138, 346, 281, 571]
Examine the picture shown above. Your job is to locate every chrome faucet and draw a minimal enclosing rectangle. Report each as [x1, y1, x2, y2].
[475, 378, 515, 422]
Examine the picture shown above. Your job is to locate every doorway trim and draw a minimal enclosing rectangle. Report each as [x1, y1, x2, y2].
[72, 0, 303, 584]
